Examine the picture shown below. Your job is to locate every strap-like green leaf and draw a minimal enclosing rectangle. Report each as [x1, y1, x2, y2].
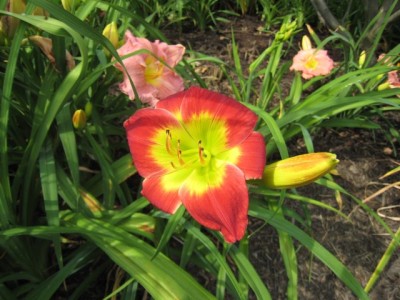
[249, 199, 370, 300]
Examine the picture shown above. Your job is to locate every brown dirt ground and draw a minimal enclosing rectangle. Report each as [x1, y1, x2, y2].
[166, 16, 400, 300]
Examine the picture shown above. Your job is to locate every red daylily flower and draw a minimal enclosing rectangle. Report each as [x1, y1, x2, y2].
[124, 87, 266, 243]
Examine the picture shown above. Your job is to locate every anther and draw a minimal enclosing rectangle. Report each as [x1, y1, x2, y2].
[165, 129, 173, 154]
[198, 140, 206, 164]
[176, 140, 185, 165]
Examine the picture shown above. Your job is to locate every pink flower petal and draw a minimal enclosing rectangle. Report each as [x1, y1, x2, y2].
[388, 70, 400, 85]
[155, 70, 185, 99]
[114, 30, 185, 105]
[290, 49, 334, 79]
[151, 39, 185, 66]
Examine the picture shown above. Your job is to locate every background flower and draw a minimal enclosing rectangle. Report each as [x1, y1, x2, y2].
[115, 31, 185, 106]
[290, 35, 334, 79]
[27, 35, 75, 71]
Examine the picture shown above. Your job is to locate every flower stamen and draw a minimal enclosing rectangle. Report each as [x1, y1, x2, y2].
[177, 139, 185, 165]
[166, 129, 173, 155]
[198, 140, 207, 165]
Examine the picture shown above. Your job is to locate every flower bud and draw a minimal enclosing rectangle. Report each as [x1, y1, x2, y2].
[79, 189, 103, 218]
[377, 82, 390, 91]
[84, 101, 93, 118]
[306, 24, 315, 35]
[275, 19, 296, 42]
[72, 109, 87, 129]
[119, 213, 155, 239]
[1, 0, 26, 38]
[261, 152, 339, 189]
[358, 50, 366, 68]
[301, 35, 312, 51]
[102, 22, 119, 49]
[61, 0, 81, 11]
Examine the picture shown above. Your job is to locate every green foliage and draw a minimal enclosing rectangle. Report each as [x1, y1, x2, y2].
[0, 0, 399, 299]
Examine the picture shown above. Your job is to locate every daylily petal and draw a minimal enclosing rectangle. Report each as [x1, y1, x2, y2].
[155, 70, 185, 99]
[290, 48, 334, 79]
[155, 89, 185, 119]
[124, 31, 153, 53]
[124, 108, 186, 177]
[218, 131, 266, 179]
[180, 87, 258, 148]
[179, 163, 248, 243]
[114, 30, 185, 105]
[27, 35, 75, 71]
[142, 168, 193, 214]
[150, 40, 185, 66]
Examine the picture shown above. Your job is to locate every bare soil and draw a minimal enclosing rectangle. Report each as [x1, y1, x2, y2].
[167, 15, 400, 300]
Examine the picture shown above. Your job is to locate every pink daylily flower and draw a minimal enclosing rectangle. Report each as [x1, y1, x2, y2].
[114, 31, 185, 106]
[27, 35, 75, 71]
[378, 54, 400, 95]
[290, 35, 334, 79]
[388, 68, 400, 89]
[124, 87, 266, 243]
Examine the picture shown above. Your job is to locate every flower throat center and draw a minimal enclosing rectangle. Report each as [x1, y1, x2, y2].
[305, 55, 318, 70]
[165, 129, 209, 168]
[144, 56, 164, 84]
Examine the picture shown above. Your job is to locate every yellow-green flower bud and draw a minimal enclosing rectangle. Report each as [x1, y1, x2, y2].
[61, 0, 81, 11]
[102, 22, 119, 49]
[301, 35, 312, 50]
[84, 101, 93, 118]
[0, 0, 48, 40]
[306, 23, 315, 36]
[1, 0, 26, 38]
[377, 82, 390, 91]
[261, 152, 339, 189]
[358, 50, 366, 68]
[72, 109, 87, 129]
[79, 189, 103, 218]
[275, 19, 297, 42]
[119, 213, 156, 239]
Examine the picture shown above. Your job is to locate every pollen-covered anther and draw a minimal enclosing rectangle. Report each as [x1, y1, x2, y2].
[177, 140, 185, 165]
[165, 129, 173, 154]
[198, 140, 207, 165]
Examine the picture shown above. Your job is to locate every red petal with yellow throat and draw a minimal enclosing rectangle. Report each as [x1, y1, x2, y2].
[233, 131, 266, 179]
[179, 163, 248, 243]
[141, 167, 194, 214]
[155, 88, 185, 119]
[124, 108, 185, 177]
[179, 87, 258, 148]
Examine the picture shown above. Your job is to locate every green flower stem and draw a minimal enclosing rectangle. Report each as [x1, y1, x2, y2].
[364, 226, 400, 293]
[270, 195, 298, 300]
